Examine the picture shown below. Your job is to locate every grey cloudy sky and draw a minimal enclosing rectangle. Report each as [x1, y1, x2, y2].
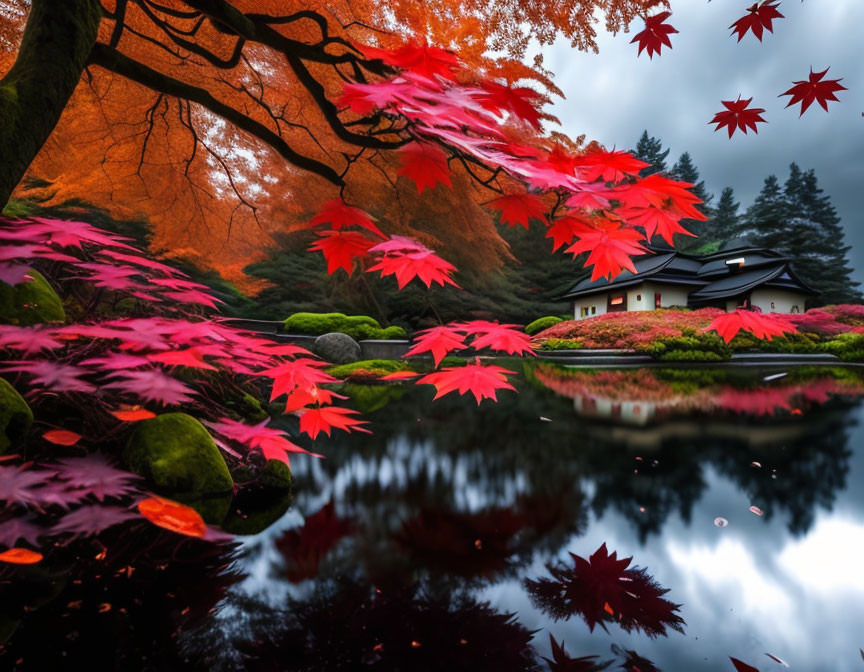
[535, 0, 864, 283]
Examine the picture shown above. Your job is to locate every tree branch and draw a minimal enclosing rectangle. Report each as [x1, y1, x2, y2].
[88, 42, 344, 186]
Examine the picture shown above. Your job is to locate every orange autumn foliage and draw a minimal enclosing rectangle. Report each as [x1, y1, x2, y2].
[1, 0, 663, 289]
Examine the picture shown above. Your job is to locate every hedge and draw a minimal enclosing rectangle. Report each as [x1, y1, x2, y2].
[283, 312, 407, 340]
[525, 316, 564, 335]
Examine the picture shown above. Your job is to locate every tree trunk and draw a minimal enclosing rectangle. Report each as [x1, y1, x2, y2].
[0, 0, 102, 209]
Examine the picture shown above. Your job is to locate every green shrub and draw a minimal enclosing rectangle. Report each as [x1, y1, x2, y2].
[820, 333, 864, 361]
[538, 338, 584, 351]
[647, 333, 732, 361]
[525, 316, 564, 335]
[283, 312, 406, 340]
[729, 331, 818, 353]
[326, 359, 410, 379]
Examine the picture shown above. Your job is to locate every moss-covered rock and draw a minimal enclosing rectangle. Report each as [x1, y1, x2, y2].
[123, 413, 233, 523]
[0, 270, 65, 326]
[1, 377, 33, 454]
[222, 460, 293, 536]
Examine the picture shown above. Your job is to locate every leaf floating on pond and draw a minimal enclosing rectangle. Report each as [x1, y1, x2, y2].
[0, 547, 43, 565]
[138, 496, 206, 538]
[42, 429, 82, 446]
[110, 408, 157, 422]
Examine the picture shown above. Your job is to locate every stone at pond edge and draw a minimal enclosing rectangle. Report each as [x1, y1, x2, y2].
[123, 413, 233, 524]
[0, 269, 65, 326]
[0, 377, 33, 454]
[312, 332, 361, 365]
[221, 460, 293, 536]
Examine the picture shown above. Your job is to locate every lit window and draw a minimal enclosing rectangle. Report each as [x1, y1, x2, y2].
[655, 293, 662, 307]
[580, 306, 589, 317]
[610, 296, 624, 306]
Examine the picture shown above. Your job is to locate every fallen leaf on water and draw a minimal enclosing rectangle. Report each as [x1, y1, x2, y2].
[138, 496, 206, 538]
[750, 506, 763, 516]
[0, 548, 43, 565]
[111, 408, 157, 422]
[42, 429, 82, 446]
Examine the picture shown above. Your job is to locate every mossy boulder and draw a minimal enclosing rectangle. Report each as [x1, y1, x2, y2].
[124, 413, 233, 523]
[0, 270, 65, 326]
[1, 378, 33, 454]
[221, 460, 293, 536]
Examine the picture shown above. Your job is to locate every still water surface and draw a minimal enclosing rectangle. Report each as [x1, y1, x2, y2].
[5, 363, 864, 670]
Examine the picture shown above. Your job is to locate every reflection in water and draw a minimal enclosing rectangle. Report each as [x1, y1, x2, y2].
[524, 543, 685, 638]
[3, 364, 864, 670]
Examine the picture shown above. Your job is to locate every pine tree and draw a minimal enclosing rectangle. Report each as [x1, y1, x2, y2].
[634, 130, 670, 177]
[670, 152, 713, 248]
[696, 187, 740, 253]
[739, 175, 790, 250]
[783, 165, 862, 305]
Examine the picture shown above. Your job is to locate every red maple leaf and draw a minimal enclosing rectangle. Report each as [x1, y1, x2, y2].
[710, 97, 767, 138]
[546, 214, 595, 252]
[576, 149, 650, 183]
[397, 143, 452, 193]
[283, 385, 347, 413]
[631, 11, 678, 59]
[780, 67, 846, 116]
[356, 39, 459, 82]
[367, 236, 460, 289]
[623, 207, 695, 245]
[705, 309, 796, 343]
[486, 193, 548, 228]
[298, 406, 370, 439]
[456, 320, 536, 357]
[417, 361, 517, 404]
[404, 325, 467, 366]
[307, 198, 384, 238]
[138, 495, 206, 538]
[42, 429, 82, 446]
[544, 635, 608, 672]
[475, 81, 544, 129]
[565, 220, 647, 281]
[260, 359, 336, 401]
[0, 548, 43, 565]
[205, 417, 323, 463]
[730, 1, 784, 42]
[147, 346, 218, 370]
[308, 230, 375, 275]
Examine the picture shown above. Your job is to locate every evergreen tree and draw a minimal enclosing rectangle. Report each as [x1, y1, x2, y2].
[634, 130, 669, 177]
[782, 164, 862, 305]
[699, 187, 740, 251]
[738, 174, 790, 249]
[670, 152, 713, 249]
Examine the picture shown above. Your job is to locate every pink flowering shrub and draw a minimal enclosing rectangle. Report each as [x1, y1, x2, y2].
[535, 309, 725, 349]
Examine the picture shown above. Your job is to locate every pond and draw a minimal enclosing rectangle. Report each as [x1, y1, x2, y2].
[3, 363, 864, 671]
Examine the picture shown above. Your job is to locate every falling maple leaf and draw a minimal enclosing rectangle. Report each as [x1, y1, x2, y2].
[486, 193, 548, 228]
[565, 220, 647, 281]
[730, 1, 784, 42]
[307, 198, 385, 238]
[397, 143, 452, 193]
[0, 547, 43, 565]
[42, 429, 82, 446]
[631, 11, 678, 59]
[403, 325, 467, 366]
[138, 495, 206, 538]
[367, 236, 460, 289]
[308, 230, 375, 275]
[417, 361, 517, 404]
[706, 309, 796, 343]
[298, 406, 371, 439]
[780, 67, 846, 116]
[710, 97, 767, 138]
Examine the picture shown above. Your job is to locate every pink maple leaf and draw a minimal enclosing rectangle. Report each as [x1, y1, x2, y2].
[0, 361, 96, 394]
[51, 505, 140, 537]
[103, 369, 196, 405]
[53, 455, 141, 502]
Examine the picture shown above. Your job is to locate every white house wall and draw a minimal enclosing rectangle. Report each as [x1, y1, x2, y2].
[642, 281, 690, 309]
[572, 281, 693, 319]
[750, 288, 806, 314]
